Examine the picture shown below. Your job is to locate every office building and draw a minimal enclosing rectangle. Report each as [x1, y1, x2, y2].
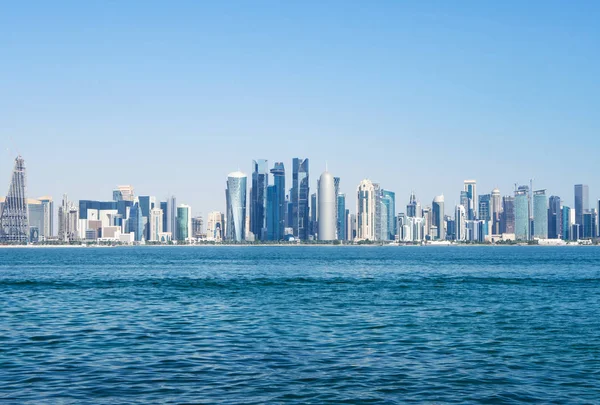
[267, 162, 286, 241]
[337, 194, 346, 241]
[192, 216, 203, 238]
[318, 171, 336, 241]
[0, 156, 29, 243]
[455, 205, 467, 241]
[574, 184, 589, 238]
[478, 194, 491, 222]
[250, 159, 268, 241]
[515, 187, 530, 241]
[225, 171, 247, 242]
[291, 158, 309, 240]
[128, 201, 144, 242]
[407, 191, 420, 218]
[501, 196, 515, 234]
[562, 206, 572, 241]
[310, 192, 317, 239]
[548, 196, 562, 239]
[58, 194, 79, 242]
[432, 195, 445, 240]
[491, 188, 502, 235]
[149, 208, 163, 242]
[357, 179, 376, 241]
[206, 211, 224, 241]
[381, 190, 396, 240]
[176, 204, 192, 241]
[464, 180, 477, 220]
[533, 190, 548, 239]
[113, 185, 135, 202]
[582, 211, 597, 239]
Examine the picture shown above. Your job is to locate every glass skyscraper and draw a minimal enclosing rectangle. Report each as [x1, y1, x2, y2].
[291, 158, 309, 240]
[514, 187, 530, 241]
[176, 205, 191, 241]
[501, 196, 515, 234]
[381, 190, 396, 241]
[337, 194, 346, 241]
[266, 162, 285, 241]
[548, 196, 562, 239]
[432, 195, 445, 240]
[226, 171, 247, 242]
[250, 159, 268, 241]
[562, 206, 571, 241]
[574, 184, 589, 238]
[478, 194, 491, 221]
[128, 202, 144, 242]
[533, 190, 548, 239]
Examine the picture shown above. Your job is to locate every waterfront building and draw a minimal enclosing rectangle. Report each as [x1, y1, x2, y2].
[337, 194, 346, 241]
[381, 190, 396, 240]
[432, 195, 445, 240]
[464, 180, 477, 220]
[407, 192, 420, 218]
[515, 187, 530, 241]
[138, 196, 157, 241]
[348, 213, 356, 241]
[501, 196, 515, 234]
[206, 211, 225, 241]
[455, 205, 467, 241]
[582, 211, 597, 239]
[225, 171, 247, 242]
[58, 194, 79, 242]
[373, 183, 382, 241]
[562, 206, 572, 241]
[113, 185, 135, 202]
[533, 190, 548, 239]
[574, 184, 589, 237]
[160, 201, 168, 233]
[165, 196, 177, 239]
[357, 179, 376, 241]
[310, 192, 318, 239]
[128, 201, 144, 241]
[192, 216, 203, 238]
[149, 208, 163, 241]
[548, 196, 562, 239]
[267, 162, 286, 241]
[491, 188, 502, 235]
[0, 156, 29, 243]
[318, 171, 336, 241]
[176, 204, 192, 241]
[478, 194, 491, 221]
[250, 159, 268, 241]
[291, 158, 310, 240]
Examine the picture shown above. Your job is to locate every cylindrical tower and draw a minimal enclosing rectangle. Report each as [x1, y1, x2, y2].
[318, 171, 336, 240]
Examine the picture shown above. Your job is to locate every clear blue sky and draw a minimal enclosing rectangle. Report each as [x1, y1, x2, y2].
[1, 1, 599, 216]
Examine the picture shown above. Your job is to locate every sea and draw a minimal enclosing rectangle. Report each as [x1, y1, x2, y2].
[1, 246, 599, 404]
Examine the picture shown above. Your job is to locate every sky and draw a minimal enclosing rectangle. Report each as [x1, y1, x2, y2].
[1, 1, 599, 216]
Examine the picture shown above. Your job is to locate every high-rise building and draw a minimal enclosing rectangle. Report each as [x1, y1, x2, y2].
[582, 211, 597, 239]
[501, 196, 515, 234]
[113, 185, 135, 202]
[407, 191, 419, 218]
[357, 179, 376, 241]
[267, 162, 286, 241]
[515, 187, 530, 241]
[381, 190, 396, 241]
[478, 194, 491, 222]
[58, 194, 79, 242]
[432, 195, 445, 240]
[192, 216, 203, 238]
[206, 211, 224, 241]
[373, 183, 382, 241]
[337, 194, 346, 241]
[310, 192, 318, 239]
[533, 190, 548, 239]
[165, 196, 177, 239]
[562, 206, 572, 241]
[128, 201, 144, 241]
[548, 196, 562, 239]
[490, 188, 502, 235]
[225, 171, 247, 242]
[455, 205, 466, 241]
[250, 159, 268, 241]
[176, 204, 192, 241]
[318, 171, 336, 241]
[138, 196, 156, 241]
[574, 184, 589, 238]
[149, 208, 163, 241]
[0, 156, 29, 243]
[291, 158, 309, 240]
[464, 180, 477, 220]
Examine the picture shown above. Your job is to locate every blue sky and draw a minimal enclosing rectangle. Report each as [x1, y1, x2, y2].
[1, 1, 599, 215]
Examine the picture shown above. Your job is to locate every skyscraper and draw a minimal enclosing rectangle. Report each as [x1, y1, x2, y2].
[225, 171, 247, 242]
[128, 201, 144, 242]
[501, 196, 515, 234]
[357, 179, 376, 241]
[206, 211, 224, 241]
[515, 186, 530, 241]
[373, 183, 382, 241]
[478, 194, 491, 222]
[432, 195, 445, 240]
[138, 196, 156, 241]
[381, 190, 396, 241]
[0, 156, 29, 243]
[464, 180, 477, 220]
[291, 158, 309, 240]
[113, 185, 135, 202]
[574, 184, 589, 237]
[318, 171, 336, 241]
[337, 194, 346, 241]
[166, 196, 177, 239]
[149, 208, 163, 241]
[58, 194, 78, 242]
[250, 159, 268, 241]
[548, 196, 562, 239]
[490, 188, 502, 235]
[455, 205, 466, 241]
[267, 162, 285, 241]
[562, 206, 572, 241]
[176, 204, 192, 241]
[310, 192, 318, 239]
[533, 190, 548, 239]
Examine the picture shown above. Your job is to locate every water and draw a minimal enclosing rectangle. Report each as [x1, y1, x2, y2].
[1, 246, 600, 404]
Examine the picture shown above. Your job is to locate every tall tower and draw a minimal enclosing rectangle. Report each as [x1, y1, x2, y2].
[226, 171, 247, 242]
[291, 158, 309, 240]
[318, 171, 336, 241]
[356, 179, 376, 241]
[432, 195, 445, 240]
[0, 156, 29, 243]
[250, 159, 268, 240]
[463, 180, 477, 220]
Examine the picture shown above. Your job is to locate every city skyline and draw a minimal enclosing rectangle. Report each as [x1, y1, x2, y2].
[1, 2, 599, 216]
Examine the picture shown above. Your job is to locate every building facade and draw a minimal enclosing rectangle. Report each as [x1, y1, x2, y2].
[225, 172, 247, 242]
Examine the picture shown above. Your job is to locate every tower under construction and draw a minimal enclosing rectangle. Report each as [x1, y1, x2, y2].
[0, 156, 29, 243]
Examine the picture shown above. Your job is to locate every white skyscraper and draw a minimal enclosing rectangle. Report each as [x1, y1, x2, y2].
[149, 208, 163, 241]
[455, 205, 467, 241]
[206, 211, 225, 241]
[356, 179, 376, 241]
[318, 171, 336, 241]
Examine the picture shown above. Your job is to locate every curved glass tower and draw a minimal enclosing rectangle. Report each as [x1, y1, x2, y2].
[226, 171, 247, 242]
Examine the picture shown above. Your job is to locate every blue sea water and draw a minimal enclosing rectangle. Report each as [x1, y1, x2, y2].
[1, 246, 600, 404]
